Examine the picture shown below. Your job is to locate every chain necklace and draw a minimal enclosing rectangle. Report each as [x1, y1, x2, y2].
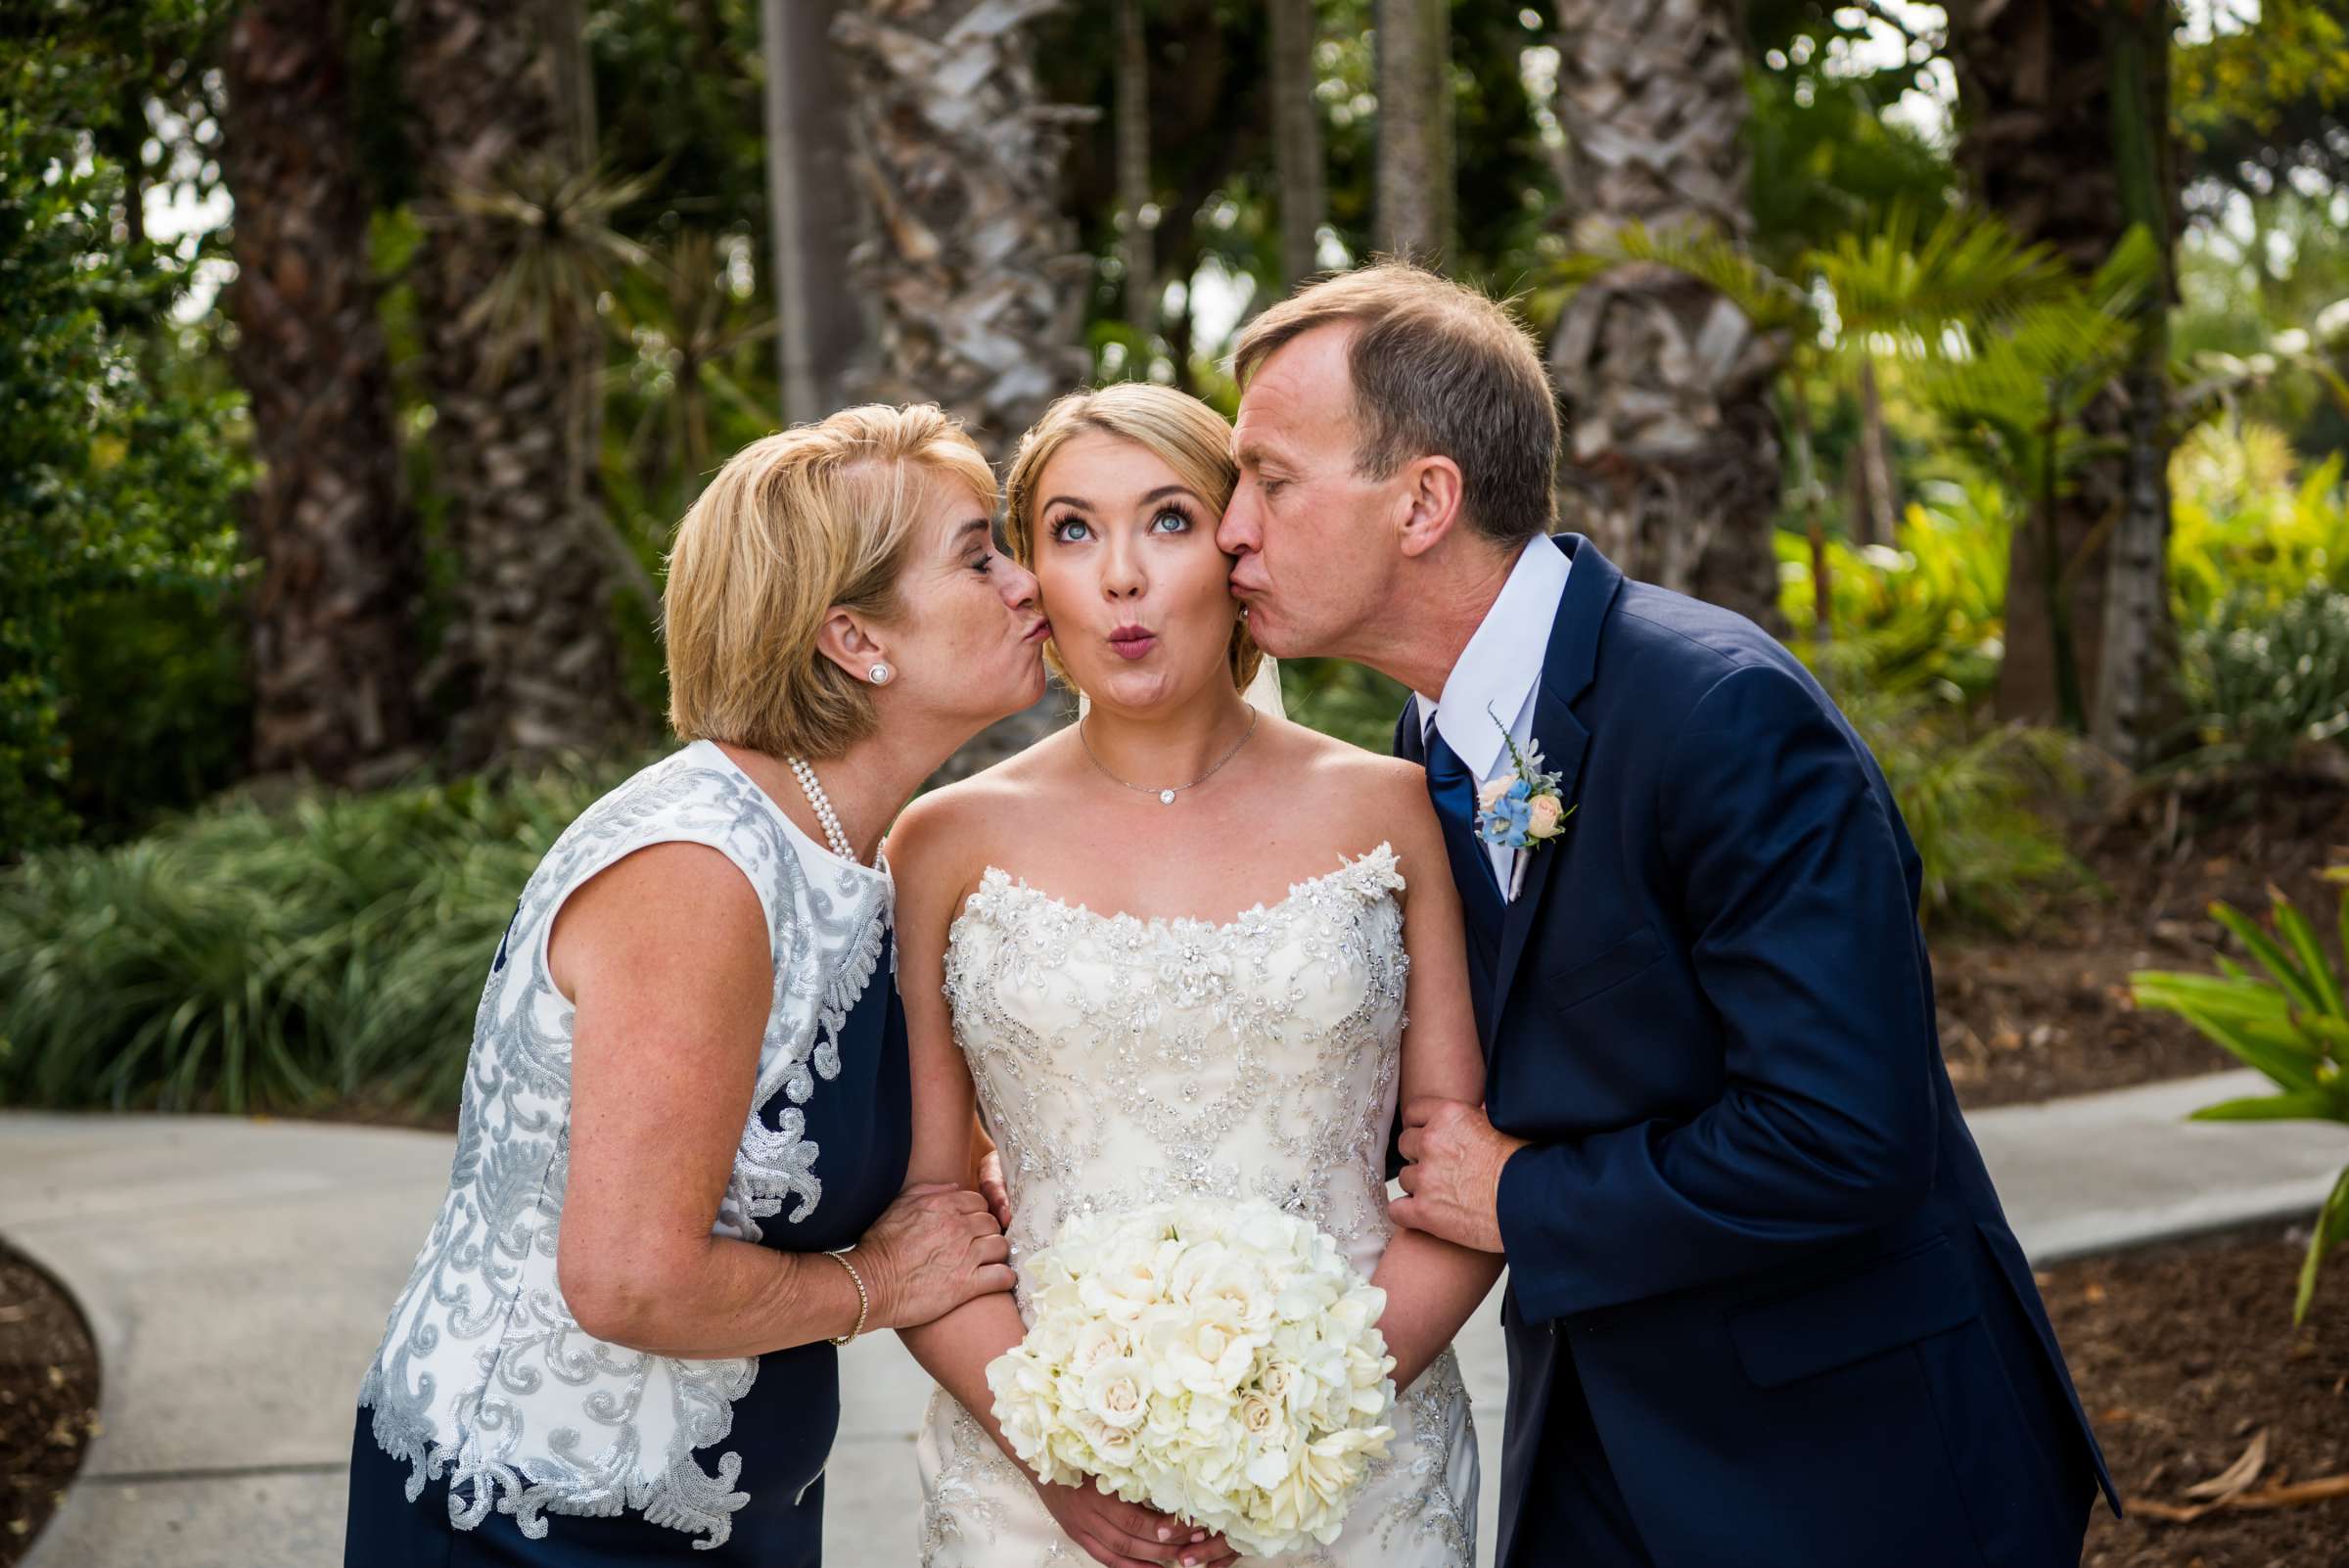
[785, 755, 860, 863]
[1079, 709, 1260, 806]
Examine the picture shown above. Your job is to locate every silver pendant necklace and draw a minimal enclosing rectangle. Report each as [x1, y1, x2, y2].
[1079, 709, 1260, 806]
[785, 754, 860, 862]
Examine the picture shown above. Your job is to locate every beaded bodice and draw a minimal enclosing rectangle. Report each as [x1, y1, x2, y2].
[943, 844, 1410, 1307]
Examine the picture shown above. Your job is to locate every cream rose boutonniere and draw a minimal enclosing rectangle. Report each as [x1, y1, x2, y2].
[1476, 706, 1574, 899]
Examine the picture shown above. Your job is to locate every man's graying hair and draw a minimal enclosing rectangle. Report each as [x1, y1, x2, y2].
[1230, 261, 1561, 548]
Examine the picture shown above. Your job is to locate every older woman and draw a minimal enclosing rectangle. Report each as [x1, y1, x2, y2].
[343, 404, 1053, 1566]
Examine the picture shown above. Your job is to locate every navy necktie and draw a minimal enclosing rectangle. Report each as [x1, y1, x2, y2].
[1425, 725, 1506, 960]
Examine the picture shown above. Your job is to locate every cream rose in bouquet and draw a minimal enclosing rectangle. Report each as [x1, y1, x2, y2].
[985, 1199, 1398, 1558]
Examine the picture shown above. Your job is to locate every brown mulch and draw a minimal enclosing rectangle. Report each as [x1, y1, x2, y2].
[0, 1240, 99, 1568]
[1941, 783, 2349, 1109]
[2054, 1224, 2349, 1568]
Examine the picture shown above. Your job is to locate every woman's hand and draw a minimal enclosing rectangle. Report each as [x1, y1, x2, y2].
[854, 1181, 1015, 1329]
[1029, 1480, 1237, 1568]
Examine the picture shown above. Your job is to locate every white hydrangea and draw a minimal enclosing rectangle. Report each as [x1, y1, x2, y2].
[985, 1200, 1398, 1559]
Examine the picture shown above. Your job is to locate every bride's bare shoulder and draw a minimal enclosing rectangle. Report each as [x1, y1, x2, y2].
[1261, 720, 1438, 855]
[886, 728, 1083, 882]
[1274, 718, 1427, 798]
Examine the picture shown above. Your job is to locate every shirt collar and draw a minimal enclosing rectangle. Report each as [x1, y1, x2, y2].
[1413, 537, 1572, 772]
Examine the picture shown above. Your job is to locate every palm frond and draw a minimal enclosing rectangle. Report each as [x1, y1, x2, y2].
[1807, 204, 2074, 354]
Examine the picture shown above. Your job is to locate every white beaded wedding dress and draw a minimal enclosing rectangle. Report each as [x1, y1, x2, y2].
[914, 842, 1478, 1567]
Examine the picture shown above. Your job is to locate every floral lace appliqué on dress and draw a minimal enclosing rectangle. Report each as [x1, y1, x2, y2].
[355, 742, 892, 1549]
[915, 845, 1477, 1567]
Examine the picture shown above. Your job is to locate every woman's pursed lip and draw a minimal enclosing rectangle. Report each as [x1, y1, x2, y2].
[1023, 618, 1053, 643]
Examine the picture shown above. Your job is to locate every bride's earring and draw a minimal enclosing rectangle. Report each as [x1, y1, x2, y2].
[867, 662, 893, 686]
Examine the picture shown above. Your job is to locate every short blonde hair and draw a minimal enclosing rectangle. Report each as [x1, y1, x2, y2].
[1002, 383, 1264, 694]
[1232, 261, 1558, 546]
[665, 403, 995, 760]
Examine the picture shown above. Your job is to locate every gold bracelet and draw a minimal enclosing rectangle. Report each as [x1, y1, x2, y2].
[822, 1248, 868, 1345]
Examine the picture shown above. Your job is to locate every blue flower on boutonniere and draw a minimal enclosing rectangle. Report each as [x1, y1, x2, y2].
[1476, 707, 1574, 898]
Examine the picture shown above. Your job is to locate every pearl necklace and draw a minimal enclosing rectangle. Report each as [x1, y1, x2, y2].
[786, 755, 859, 864]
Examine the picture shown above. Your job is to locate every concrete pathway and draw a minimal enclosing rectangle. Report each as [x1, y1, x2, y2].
[6, 1067, 2343, 1568]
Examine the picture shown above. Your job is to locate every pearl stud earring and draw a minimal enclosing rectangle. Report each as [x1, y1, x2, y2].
[868, 663, 892, 685]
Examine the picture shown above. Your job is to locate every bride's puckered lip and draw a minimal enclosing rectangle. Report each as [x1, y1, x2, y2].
[1108, 623, 1158, 661]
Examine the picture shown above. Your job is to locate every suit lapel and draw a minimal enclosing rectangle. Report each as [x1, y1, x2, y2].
[1490, 535, 1623, 1015]
[1392, 699, 1426, 765]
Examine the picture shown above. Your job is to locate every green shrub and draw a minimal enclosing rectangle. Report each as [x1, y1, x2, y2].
[0, 764, 631, 1117]
[1, 41, 252, 858]
[2133, 876, 2349, 1323]
[1279, 659, 1414, 755]
[2170, 420, 2349, 628]
[1831, 680, 2096, 934]
[1776, 477, 2015, 705]
[2175, 582, 2349, 770]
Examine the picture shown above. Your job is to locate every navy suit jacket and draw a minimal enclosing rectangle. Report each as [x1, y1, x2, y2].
[1395, 537, 2118, 1568]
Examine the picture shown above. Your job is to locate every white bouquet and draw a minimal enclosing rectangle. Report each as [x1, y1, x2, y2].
[985, 1199, 1398, 1559]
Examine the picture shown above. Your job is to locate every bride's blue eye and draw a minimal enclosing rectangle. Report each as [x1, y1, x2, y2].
[1150, 507, 1190, 534]
[1049, 516, 1091, 544]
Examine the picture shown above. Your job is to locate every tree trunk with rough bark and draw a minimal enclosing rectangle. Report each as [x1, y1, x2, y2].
[2089, 0, 2182, 765]
[1852, 356, 1898, 548]
[400, 0, 638, 768]
[834, 0, 1092, 777]
[1268, 0, 1326, 285]
[763, 0, 862, 425]
[1114, 0, 1156, 334]
[1374, 0, 1451, 261]
[225, 0, 425, 784]
[833, 0, 1092, 463]
[1546, 0, 1786, 629]
[1947, 0, 2144, 733]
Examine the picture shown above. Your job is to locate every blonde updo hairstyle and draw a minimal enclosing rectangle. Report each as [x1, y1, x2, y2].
[665, 403, 995, 761]
[1001, 382, 1264, 695]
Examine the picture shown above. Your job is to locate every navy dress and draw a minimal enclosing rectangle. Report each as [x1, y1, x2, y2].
[345, 936, 910, 1567]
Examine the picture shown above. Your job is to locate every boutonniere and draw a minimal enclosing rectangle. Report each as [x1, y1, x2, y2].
[1476, 706, 1574, 900]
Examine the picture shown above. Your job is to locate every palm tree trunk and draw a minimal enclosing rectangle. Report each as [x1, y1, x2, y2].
[2090, 0, 2182, 765]
[1546, 0, 1785, 629]
[762, 0, 861, 425]
[833, 0, 1092, 461]
[1853, 356, 1899, 548]
[1114, 0, 1156, 335]
[1947, 0, 2140, 732]
[1269, 0, 1327, 285]
[1374, 0, 1451, 261]
[400, 0, 637, 768]
[224, 0, 424, 783]
[834, 0, 1092, 777]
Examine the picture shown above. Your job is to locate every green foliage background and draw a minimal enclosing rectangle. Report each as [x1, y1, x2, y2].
[5, 1, 2349, 1118]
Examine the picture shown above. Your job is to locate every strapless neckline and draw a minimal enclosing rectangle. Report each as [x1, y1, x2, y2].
[958, 841, 1399, 940]
[920, 832, 1480, 1566]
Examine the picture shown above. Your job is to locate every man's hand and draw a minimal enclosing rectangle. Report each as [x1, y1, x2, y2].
[976, 1148, 1012, 1231]
[1390, 1097, 1528, 1254]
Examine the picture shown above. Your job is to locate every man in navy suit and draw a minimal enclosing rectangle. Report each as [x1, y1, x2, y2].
[1217, 262, 2117, 1568]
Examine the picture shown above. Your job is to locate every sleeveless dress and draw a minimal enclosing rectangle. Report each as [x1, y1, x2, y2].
[916, 844, 1477, 1567]
[343, 741, 908, 1566]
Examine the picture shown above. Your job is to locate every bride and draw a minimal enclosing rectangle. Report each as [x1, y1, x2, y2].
[888, 383, 1500, 1568]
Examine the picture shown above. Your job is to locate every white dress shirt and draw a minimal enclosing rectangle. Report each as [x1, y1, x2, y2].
[1414, 536, 1572, 892]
